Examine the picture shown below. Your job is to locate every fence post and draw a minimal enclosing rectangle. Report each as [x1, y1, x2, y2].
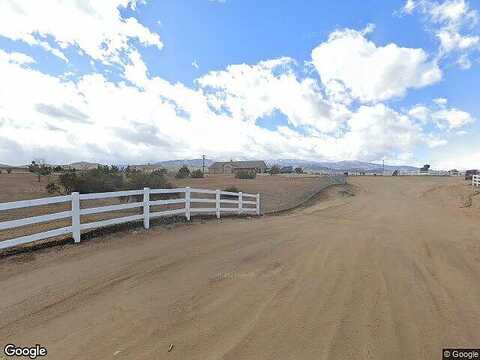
[185, 187, 191, 221]
[71, 192, 81, 243]
[238, 192, 243, 214]
[256, 193, 260, 216]
[143, 187, 150, 229]
[216, 189, 220, 219]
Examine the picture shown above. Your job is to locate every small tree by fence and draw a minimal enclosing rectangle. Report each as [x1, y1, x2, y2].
[176, 165, 191, 179]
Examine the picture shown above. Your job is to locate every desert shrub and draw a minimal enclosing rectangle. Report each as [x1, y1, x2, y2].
[6, 168, 12, 174]
[224, 186, 240, 193]
[46, 182, 61, 194]
[294, 167, 303, 174]
[191, 169, 204, 178]
[222, 186, 241, 199]
[175, 165, 191, 179]
[124, 170, 173, 201]
[58, 166, 123, 194]
[125, 171, 171, 190]
[269, 165, 280, 175]
[235, 170, 256, 179]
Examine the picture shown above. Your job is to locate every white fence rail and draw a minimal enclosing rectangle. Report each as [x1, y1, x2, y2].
[0, 187, 260, 250]
[473, 175, 480, 188]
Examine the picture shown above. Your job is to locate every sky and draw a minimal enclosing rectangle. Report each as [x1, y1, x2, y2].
[0, 0, 479, 169]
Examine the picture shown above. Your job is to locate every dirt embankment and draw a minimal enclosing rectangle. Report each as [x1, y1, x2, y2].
[175, 174, 340, 213]
[1, 176, 480, 360]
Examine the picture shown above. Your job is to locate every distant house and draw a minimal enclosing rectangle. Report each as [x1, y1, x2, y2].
[209, 161, 267, 175]
[448, 169, 459, 176]
[128, 164, 167, 173]
[420, 164, 430, 173]
[280, 166, 294, 174]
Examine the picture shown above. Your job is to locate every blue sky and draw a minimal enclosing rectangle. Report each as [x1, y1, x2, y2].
[0, 0, 479, 168]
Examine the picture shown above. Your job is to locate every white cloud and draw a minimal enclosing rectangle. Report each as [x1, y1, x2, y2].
[409, 99, 475, 129]
[0, 0, 162, 67]
[197, 57, 350, 133]
[456, 53, 472, 68]
[311, 28, 442, 103]
[431, 108, 475, 128]
[0, 13, 474, 167]
[404, 0, 480, 67]
[0, 50, 448, 166]
[342, 104, 435, 160]
[433, 97, 448, 106]
[409, 105, 431, 122]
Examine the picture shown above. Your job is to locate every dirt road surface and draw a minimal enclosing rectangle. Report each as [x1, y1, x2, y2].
[1, 177, 480, 360]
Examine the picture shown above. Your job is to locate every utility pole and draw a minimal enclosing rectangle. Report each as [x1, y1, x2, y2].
[202, 154, 206, 175]
[383, 159, 385, 175]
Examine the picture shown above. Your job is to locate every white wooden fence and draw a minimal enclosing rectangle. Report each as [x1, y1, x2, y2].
[473, 175, 480, 188]
[0, 187, 260, 250]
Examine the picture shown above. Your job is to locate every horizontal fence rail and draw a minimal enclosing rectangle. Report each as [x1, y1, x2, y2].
[0, 187, 260, 250]
[473, 175, 480, 188]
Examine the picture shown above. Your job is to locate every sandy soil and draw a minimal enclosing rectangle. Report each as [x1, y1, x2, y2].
[1, 176, 480, 360]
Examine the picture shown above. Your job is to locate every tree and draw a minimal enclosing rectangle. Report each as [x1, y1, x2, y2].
[176, 165, 191, 179]
[28, 161, 52, 182]
[269, 165, 280, 175]
[294, 167, 304, 174]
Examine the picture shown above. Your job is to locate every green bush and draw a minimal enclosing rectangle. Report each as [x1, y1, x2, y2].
[57, 166, 174, 201]
[58, 166, 124, 194]
[175, 165, 191, 179]
[191, 169, 204, 178]
[124, 170, 173, 201]
[235, 170, 256, 179]
[125, 171, 171, 190]
[46, 182, 61, 194]
[224, 186, 240, 193]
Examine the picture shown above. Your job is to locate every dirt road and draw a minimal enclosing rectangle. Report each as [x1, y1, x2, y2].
[1, 177, 480, 360]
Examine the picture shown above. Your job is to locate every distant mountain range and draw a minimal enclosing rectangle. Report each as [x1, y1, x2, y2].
[266, 159, 418, 172]
[153, 159, 214, 168]
[154, 158, 419, 172]
[0, 159, 419, 172]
